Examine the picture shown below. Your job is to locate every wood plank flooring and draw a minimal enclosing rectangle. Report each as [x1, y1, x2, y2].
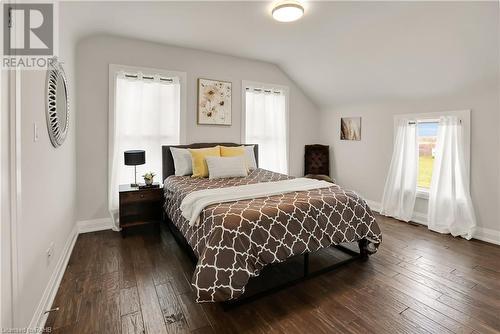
[44, 214, 500, 333]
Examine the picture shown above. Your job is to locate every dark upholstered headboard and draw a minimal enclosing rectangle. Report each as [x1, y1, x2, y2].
[162, 143, 258, 181]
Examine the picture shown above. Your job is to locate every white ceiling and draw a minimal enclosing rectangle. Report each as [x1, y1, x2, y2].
[61, 1, 499, 108]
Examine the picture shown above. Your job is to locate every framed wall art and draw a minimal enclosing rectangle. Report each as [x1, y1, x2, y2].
[340, 117, 361, 141]
[197, 78, 232, 125]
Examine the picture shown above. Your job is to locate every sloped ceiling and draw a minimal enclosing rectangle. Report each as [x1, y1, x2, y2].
[61, 1, 499, 108]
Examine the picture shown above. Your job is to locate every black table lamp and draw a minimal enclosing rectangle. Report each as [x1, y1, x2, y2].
[124, 150, 145, 187]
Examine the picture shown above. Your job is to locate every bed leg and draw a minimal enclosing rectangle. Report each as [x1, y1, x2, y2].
[304, 252, 309, 277]
[358, 239, 369, 261]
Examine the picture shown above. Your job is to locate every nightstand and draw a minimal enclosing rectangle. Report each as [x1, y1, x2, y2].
[119, 184, 164, 236]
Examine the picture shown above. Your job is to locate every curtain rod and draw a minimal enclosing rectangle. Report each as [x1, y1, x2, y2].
[245, 87, 282, 94]
[124, 74, 173, 82]
[408, 119, 462, 125]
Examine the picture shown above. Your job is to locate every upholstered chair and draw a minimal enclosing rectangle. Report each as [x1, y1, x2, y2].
[304, 144, 335, 183]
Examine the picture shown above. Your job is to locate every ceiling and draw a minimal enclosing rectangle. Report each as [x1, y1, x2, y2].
[61, 1, 499, 109]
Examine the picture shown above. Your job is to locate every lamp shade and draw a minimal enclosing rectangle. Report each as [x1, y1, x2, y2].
[124, 150, 145, 166]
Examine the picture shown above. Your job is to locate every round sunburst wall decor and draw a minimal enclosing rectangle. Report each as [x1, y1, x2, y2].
[45, 57, 70, 148]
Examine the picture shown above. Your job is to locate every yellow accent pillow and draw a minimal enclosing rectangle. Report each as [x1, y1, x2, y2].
[189, 146, 221, 178]
[220, 145, 245, 157]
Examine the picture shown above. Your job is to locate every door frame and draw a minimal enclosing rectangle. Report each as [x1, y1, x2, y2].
[1, 0, 22, 327]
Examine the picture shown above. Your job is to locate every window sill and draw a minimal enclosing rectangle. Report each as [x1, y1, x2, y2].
[416, 188, 429, 199]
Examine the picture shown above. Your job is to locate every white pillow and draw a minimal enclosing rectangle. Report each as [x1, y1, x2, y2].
[244, 145, 257, 170]
[170, 147, 192, 176]
[206, 156, 248, 179]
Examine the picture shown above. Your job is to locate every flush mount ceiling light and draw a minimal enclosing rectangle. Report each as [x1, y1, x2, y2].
[272, 1, 304, 22]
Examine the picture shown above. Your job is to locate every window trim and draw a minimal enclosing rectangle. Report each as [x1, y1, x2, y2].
[394, 110, 471, 200]
[416, 188, 430, 199]
[241, 80, 290, 174]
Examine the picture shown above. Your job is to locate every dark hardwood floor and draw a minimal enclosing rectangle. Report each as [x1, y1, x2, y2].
[45, 214, 500, 334]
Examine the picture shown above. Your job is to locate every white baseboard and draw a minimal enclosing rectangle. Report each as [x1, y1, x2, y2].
[473, 227, 500, 245]
[365, 199, 427, 225]
[410, 211, 428, 226]
[365, 200, 381, 212]
[77, 218, 116, 233]
[29, 224, 79, 331]
[30, 218, 119, 331]
[365, 199, 500, 245]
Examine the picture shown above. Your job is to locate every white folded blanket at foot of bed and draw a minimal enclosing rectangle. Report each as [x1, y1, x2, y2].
[180, 178, 333, 226]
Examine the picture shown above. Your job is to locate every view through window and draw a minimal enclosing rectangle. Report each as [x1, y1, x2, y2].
[417, 121, 439, 189]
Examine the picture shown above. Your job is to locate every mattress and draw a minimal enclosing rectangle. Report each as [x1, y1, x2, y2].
[163, 168, 382, 302]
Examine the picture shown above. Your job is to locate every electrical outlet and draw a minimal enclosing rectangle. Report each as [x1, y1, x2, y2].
[46, 242, 55, 264]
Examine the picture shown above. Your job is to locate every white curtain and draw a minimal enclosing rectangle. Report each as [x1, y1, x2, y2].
[109, 73, 180, 225]
[428, 116, 476, 239]
[245, 89, 288, 174]
[380, 119, 418, 221]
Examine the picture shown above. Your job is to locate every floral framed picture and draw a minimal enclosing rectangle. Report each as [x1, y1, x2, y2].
[197, 78, 232, 125]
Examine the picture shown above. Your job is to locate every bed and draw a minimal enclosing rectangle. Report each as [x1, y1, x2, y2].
[162, 143, 382, 304]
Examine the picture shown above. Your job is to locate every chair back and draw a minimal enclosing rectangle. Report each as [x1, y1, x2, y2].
[304, 144, 330, 176]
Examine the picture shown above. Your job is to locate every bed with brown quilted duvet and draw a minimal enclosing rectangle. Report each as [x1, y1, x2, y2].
[163, 168, 382, 303]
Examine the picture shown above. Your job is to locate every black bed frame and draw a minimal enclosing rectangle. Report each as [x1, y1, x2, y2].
[161, 143, 371, 309]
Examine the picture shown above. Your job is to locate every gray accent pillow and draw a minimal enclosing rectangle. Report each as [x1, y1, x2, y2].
[206, 156, 248, 179]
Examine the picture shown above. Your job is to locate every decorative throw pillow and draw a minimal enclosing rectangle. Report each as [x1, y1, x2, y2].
[206, 156, 248, 179]
[189, 146, 221, 178]
[244, 145, 258, 170]
[220, 145, 245, 157]
[170, 147, 193, 176]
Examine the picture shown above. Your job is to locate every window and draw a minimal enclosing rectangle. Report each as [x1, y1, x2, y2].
[242, 81, 289, 174]
[393, 110, 470, 200]
[382, 110, 471, 222]
[417, 120, 439, 189]
[108, 65, 186, 223]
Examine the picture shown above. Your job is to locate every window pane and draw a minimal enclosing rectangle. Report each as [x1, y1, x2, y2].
[116, 78, 180, 183]
[245, 89, 288, 174]
[417, 121, 438, 188]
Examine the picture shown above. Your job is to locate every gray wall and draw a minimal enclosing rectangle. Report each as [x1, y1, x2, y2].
[319, 80, 500, 234]
[318, 3, 500, 238]
[14, 28, 77, 327]
[76, 35, 321, 222]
